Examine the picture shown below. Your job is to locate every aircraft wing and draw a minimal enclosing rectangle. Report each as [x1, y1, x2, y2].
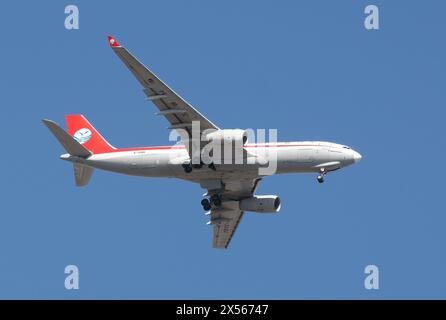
[108, 36, 219, 157]
[208, 178, 262, 249]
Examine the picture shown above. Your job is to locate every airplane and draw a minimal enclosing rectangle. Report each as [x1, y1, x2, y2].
[43, 36, 362, 249]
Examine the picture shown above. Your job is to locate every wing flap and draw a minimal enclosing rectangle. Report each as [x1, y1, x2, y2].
[211, 202, 244, 249]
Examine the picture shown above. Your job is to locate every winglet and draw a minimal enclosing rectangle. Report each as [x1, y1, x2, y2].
[107, 35, 121, 48]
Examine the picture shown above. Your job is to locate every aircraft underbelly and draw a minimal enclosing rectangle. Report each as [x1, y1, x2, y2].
[86, 152, 175, 177]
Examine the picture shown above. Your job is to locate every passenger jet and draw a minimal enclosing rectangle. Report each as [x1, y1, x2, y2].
[43, 36, 362, 249]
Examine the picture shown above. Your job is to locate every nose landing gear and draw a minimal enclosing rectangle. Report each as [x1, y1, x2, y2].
[317, 168, 326, 183]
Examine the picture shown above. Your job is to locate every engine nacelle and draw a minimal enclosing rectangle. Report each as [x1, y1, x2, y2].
[239, 195, 281, 213]
[204, 129, 248, 145]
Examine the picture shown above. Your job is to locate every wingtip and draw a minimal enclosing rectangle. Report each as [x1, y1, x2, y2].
[107, 35, 121, 47]
[42, 119, 57, 128]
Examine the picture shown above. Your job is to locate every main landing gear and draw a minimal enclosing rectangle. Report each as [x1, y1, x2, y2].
[182, 163, 193, 173]
[317, 168, 326, 184]
[201, 194, 222, 211]
[182, 161, 216, 173]
[201, 198, 211, 211]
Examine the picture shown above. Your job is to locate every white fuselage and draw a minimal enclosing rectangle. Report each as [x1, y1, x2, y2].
[64, 141, 362, 182]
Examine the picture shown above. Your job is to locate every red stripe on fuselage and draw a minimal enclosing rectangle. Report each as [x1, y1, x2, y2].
[103, 144, 336, 154]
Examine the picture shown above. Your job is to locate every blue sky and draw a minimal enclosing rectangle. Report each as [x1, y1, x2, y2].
[1, 1, 445, 299]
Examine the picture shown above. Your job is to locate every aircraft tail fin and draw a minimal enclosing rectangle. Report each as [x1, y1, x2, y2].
[66, 115, 115, 154]
[73, 163, 94, 187]
[42, 119, 91, 158]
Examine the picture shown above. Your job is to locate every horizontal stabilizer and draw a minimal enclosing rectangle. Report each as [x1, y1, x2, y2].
[42, 119, 91, 158]
[73, 163, 94, 187]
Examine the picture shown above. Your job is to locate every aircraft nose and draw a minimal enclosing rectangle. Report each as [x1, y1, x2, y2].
[353, 150, 362, 163]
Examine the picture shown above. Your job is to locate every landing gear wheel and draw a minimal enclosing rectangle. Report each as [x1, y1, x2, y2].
[192, 162, 203, 169]
[317, 168, 326, 183]
[201, 198, 211, 211]
[210, 194, 222, 207]
[182, 163, 192, 173]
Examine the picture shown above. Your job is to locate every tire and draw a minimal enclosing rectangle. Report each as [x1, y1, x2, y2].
[201, 199, 211, 211]
[182, 163, 192, 173]
[192, 163, 203, 169]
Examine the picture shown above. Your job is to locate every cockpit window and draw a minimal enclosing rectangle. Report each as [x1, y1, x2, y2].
[342, 146, 350, 149]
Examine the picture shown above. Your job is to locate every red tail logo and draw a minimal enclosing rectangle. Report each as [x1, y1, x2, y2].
[66, 115, 115, 154]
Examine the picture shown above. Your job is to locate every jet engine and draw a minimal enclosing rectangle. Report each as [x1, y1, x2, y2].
[239, 195, 281, 213]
